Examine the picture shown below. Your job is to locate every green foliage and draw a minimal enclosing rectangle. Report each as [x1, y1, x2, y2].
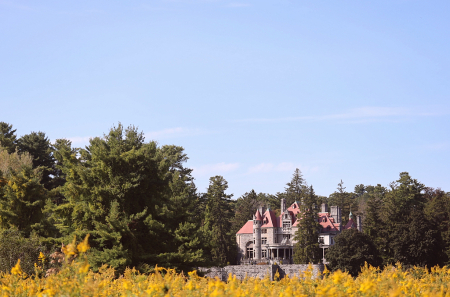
[48, 123, 207, 273]
[379, 172, 443, 267]
[284, 168, 308, 206]
[424, 188, 450, 265]
[0, 148, 48, 236]
[327, 228, 381, 277]
[203, 175, 236, 266]
[17, 132, 55, 190]
[328, 180, 356, 224]
[362, 184, 386, 247]
[0, 122, 17, 154]
[0, 228, 45, 276]
[293, 186, 321, 264]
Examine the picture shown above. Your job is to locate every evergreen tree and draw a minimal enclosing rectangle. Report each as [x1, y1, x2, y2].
[293, 186, 321, 264]
[232, 190, 260, 235]
[0, 148, 47, 236]
[284, 168, 308, 206]
[328, 180, 355, 224]
[203, 175, 235, 266]
[424, 188, 450, 265]
[49, 124, 207, 272]
[362, 184, 386, 251]
[381, 172, 442, 267]
[17, 132, 55, 190]
[327, 228, 381, 276]
[0, 122, 17, 154]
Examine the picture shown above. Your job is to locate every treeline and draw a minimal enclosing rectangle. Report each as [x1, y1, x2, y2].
[0, 122, 449, 276]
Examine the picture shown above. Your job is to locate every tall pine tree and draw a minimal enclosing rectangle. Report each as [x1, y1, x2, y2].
[284, 168, 308, 206]
[293, 185, 321, 264]
[203, 175, 236, 266]
[0, 122, 17, 154]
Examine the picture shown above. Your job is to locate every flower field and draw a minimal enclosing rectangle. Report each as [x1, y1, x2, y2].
[1, 236, 450, 296]
[2, 261, 450, 296]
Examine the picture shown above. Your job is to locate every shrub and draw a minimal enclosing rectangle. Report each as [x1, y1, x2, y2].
[0, 228, 45, 275]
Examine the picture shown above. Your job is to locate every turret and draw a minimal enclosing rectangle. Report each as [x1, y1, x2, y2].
[253, 210, 262, 260]
[330, 206, 341, 224]
[281, 198, 286, 214]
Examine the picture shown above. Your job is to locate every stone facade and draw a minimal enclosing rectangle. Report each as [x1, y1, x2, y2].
[199, 264, 324, 281]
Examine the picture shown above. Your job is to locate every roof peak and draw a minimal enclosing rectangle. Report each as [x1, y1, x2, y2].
[254, 209, 262, 221]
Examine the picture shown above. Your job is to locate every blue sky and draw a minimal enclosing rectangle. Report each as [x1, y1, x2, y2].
[1, 0, 449, 197]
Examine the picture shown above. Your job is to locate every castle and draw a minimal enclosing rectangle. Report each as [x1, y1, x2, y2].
[236, 198, 362, 263]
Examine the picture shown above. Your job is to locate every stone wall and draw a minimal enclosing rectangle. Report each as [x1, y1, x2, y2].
[198, 264, 324, 281]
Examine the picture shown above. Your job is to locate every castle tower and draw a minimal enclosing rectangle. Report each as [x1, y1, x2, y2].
[281, 198, 286, 214]
[330, 206, 341, 224]
[253, 209, 262, 260]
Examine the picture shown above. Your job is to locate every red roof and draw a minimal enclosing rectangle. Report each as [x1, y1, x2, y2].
[287, 202, 301, 226]
[261, 209, 277, 227]
[344, 218, 357, 230]
[237, 220, 253, 234]
[318, 212, 340, 232]
[254, 210, 262, 221]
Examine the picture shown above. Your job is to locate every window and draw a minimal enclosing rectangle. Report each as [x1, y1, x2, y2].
[283, 222, 291, 229]
[262, 250, 266, 258]
[246, 248, 253, 259]
[322, 217, 327, 222]
[319, 236, 324, 244]
[262, 229, 267, 234]
[283, 234, 290, 239]
[262, 237, 267, 244]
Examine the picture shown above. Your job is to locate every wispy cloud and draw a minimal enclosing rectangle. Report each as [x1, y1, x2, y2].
[248, 162, 320, 174]
[235, 106, 448, 123]
[192, 162, 240, 176]
[145, 127, 203, 140]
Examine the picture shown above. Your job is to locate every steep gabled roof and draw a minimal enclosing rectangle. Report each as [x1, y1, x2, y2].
[262, 209, 278, 228]
[285, 202, 302, 226]
[344, 218, 357, 230]
[318, 212, 340, 232]
[254, 209, 262, 221]
[237, 220, 253, 234]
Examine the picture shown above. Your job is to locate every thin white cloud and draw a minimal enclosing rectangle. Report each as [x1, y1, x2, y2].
[235, 106, 448, 123]
[193, 162, 240, 176]
[145, 127, 203, 140]
[248, 163, 274, 174]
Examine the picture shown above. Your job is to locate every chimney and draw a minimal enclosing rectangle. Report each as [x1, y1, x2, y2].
[281, 198, 286, 213]
[330, 206, 341, 224]
[321, 203, 328, 213]
[356, 215, 362, 232]
[258, 206, 266, 216]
